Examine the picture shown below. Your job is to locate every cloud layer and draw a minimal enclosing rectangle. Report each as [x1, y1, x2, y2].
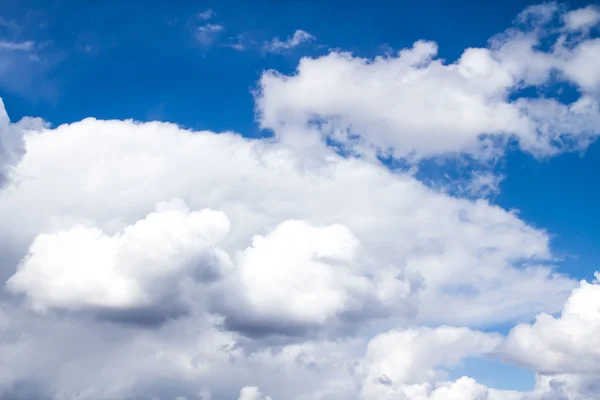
[257, 3, 600, 160]
[0, 3, 599, 400]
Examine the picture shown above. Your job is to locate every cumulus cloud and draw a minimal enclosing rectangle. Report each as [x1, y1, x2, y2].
[7, 199, 232, 324]
[239, 386, 272, 400]
[0, 101, 577, 397]
[256, 6, 600, 161]
[502, 273, 600, 375]
[0, 98, 45, 187]
[219, 220, 416, 336]
[0, 115, 575, 332]
[362, 326, 502, 392]
[264, 29, 316, 53]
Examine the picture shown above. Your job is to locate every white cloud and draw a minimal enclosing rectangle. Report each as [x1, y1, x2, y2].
[219, 220, 415, 335]
[0, 98, 45, 186]
[465, 172, 504, 197]
[7, 199, 232, 322]
[197, 9, 216, 21]
[196, 24, 224, 46]
[256, 7, 600, 161]
[0, 3, 599, 400]
[0, 40, 34, 51]
[225, 33, 254, 52]
[563, 5, 600, 31]
[501, 273, 600, 375]
[361, 326, 518, 400]
[264, 29, 316, 53]
[0, 116, 574, 333]
[239, 386, 272, 400]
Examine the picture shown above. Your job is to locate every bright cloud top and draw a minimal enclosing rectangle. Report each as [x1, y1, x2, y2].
[257, 3, 600, 160]
[8, 199, 232, 319]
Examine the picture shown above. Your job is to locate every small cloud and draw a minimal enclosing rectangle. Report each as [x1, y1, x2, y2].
[0, 17, 20, 32]
[224, 33, 257, 52]
[195, 24, 224, 46]
[197, 9, 216, 21]
[466, 172, 504, 198]
[562, 5, 600, 31]
[0, 40, 34, 51]
[264, 29, 315, 53]
[228, 42, 245, 51]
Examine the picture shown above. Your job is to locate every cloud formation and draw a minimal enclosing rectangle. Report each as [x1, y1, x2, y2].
[196, 23, 224, 46]
[0, 3, 599, 400]
[264, 29, 316, 53]
[257, 4, 600, 161]
[197, 9, 216, 21]
[0, 41, 34, 51]
[7, 199, 232, 324]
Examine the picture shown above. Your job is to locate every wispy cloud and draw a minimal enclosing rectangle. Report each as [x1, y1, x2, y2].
[197, 9, 216, 21]
[0, 40, 34, 51]
[264, 29, 315, 53]
[224, 33, 257, 52]
[195, 23, 224, 46]
[227, 42, 245, 51]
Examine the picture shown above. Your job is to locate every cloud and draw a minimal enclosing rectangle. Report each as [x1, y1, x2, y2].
[6, 199, 232, 324]
[226, 33, 255, 51]
[264, 29, 316, 53]
[239, 386, 272, 400]
[0, 3, 599, 400]
[465, 172, 505, 198]
[196, 23, 224, 46]
[562, 5, 600, 31]
[501, 273, 600, 375]
[256, 7, 600, 161]
[0, 41, 34, 51]
[197, 9, 216, 21]
[362, 326, 502, 389]
[218, 220, 417, 337]
[0, 115, 575, 332]
[0, 99, 46, 187]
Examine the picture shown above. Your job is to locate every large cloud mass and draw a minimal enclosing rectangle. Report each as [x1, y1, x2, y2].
[0, 3, 599, 400]
[257, 3, 600, 160]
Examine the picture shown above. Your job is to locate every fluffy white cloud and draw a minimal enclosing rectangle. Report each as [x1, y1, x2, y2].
[0, 98, 45, 186]
[239, 386, 272, 400]
[361, 326, 504, 400]
[264, 29, 316, 53]
[0, 114, 574, 333]
[256, 5, 600, 160]
[220, 220, 414, 335]
[7, 199, 232, 322]
[502, 273, 600, 376]
[563, 5, 600, 31]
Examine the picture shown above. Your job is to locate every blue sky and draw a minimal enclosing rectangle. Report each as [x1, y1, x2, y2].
[1, 1, 600, 399]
